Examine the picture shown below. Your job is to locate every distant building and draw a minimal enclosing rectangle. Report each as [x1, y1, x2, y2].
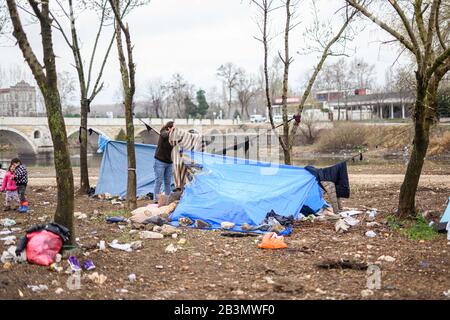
[0, 81, 37, 116]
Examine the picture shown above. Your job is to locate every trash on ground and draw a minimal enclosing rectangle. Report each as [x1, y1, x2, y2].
[68, 256, 82, 272]
[106, 216, 128, 224]
[0, 235, 16, 242]
[178, 217, 193, 226]
[0, 230, 12, 236]
[377, 255, 396, 262]
[365, 230, 377, 238]
[343, 216, 360, 226]
[366, 209, 378, 220]
[178, 238, 187, 245]
[361, 289, 374, 297]
[74, 212, 87, 220]
[194, 219, 211, 229]
[165, 243, 178, 254]
[109, 239, 142, 251]
[335, 219, 350, 233]
[98, 240, 106, 251]
[83, 259, 95, 271]
[221, 222, 235, 230]
[55, 288, 64, 295]
[257, 232, 287, 249]
[128, 273, 137, 282]
[27, 284, 49, 292]
[161, 224, 179, 236]
[339, 210, 362, 218]
[87, 272, 107, 285]
[0, 219, 16, 227]
[139, 231, 164, 239]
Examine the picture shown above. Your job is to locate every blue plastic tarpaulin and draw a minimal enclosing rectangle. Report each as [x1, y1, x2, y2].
[171, 151, 326, 232]
[438, 196, 450, 232]
[95, 140, 159, 197]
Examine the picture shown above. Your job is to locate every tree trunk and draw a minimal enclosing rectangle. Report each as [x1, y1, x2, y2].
[79, 99, 90, 194]
[398, 82, 428, 218]
[125, 98, 137, 209]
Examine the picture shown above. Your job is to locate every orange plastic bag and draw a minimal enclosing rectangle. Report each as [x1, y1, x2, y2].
[258, 232, 288, 249]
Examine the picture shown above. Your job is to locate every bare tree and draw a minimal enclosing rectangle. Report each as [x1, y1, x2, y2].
[165, 73, 190, 118]
[349, 57, 375, 89]
[346, 0, 450, 218]
[6, 0, 75, 241]
[49, 0, 118, 194]
[145, 78, 166, 118]
[235, 70, 257, 119]
[108, 0, 140, 209]
[57, 70, 77, 112]
[217, 62, 240, 118]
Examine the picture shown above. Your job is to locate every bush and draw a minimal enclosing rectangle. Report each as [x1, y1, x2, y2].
[316, 123, 368, 152]
[115, 128, 127, 141]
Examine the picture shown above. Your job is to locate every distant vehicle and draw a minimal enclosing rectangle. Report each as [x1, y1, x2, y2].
[250, 114, 266, 123]
[272, 114, 283, 123]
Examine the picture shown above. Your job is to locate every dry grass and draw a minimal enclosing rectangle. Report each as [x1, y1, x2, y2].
[316, 123, 368, 152]
[315, 123, 449, 156]
[428, 130, 450, 156]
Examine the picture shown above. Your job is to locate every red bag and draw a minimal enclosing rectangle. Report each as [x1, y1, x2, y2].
[26, 230, 63, 266]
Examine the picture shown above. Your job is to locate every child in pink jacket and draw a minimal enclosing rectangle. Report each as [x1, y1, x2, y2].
[0, 164, 20, 211]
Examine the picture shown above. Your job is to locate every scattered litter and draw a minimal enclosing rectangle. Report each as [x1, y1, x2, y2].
[27, 284, 48, 292]
[128, 273, 137, 282]
[139, 231, 164, 239]
[377, 255, 396, 262]
[178, 217, 194, 227]
[0, 219, 16, 227]
[257, 232, 287, 249]
[361, 289, 374, 297]
[444, 289, 450, 297]
[366, 222, 381, 227]
[263, 276, 275, 284]
[0, 235, 16, 242]
[55, 254, 62, 263]
[155, 265, 163, 269]
[171, 233, 178, 239]
[194, 219, 211, 229]
[98, 240, 106, 251]
[130, 241, 142, 250]
[55, 288, 64, 295]
[3, 262, 12, 269]
[74, 212, 87, 220]
[116, 288, 128, 293]
[367, 209, 378, 220]
[83, 259, 95, 271]
[335, 219, 349, 233]
[339, 210, 362, 218]
[161, 224, 179, 236]
[178, 238, 186, 245]
[106, 216, 127, 224]
[49, 263, 63, 273]
[0, 230, 12, 236]
[165, 243, 178, 254]
[1, 246, 25, 263]
[221, 222, 235, 230]
[317, 259, 368, 270]
[18, 289, 24, 297]
[87, 272, 107, 285]
[111, 199, 122, 205]
[343, 217, 360, 226]
[68, 256, 82, 272]
[42, 202, 50, 206]
[153, 225, 163, 232]
[365, 230, 377, 238]
[428, 221, 434, 227]
[109, 240, 132, 252]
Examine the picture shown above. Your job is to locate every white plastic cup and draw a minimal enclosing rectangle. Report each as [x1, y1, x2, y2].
[99, 240, 106, 251]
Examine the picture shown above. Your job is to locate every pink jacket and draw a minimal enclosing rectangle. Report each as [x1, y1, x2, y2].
[1, 171, 17, 192]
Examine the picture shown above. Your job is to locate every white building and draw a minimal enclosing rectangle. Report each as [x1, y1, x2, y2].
[0, 81, 37, 116]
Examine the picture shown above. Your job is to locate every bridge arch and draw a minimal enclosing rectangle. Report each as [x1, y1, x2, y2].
[0, 127, 38, 155]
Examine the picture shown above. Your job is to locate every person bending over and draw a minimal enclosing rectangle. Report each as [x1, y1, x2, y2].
[153, 121, 174, 201]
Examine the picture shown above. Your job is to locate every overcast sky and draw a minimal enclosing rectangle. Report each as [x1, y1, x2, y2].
[0, 0, 406, 106]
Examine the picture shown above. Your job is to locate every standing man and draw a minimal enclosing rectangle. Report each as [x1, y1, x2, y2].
[11, 158, 28, 213]
[154, 121, 174, 201]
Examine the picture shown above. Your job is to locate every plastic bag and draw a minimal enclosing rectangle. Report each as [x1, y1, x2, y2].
[26, 230, 62, 266]
[258, 232, 288, 249]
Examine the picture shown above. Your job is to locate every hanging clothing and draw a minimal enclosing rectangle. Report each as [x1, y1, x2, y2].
[305, 161, 350, 198]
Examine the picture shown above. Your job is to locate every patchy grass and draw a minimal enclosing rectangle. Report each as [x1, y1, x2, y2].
[387, 214, 440, 241]
[105, 208, 130, 218]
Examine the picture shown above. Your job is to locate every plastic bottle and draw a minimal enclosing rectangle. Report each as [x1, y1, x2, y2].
[446, 221, 450, 241]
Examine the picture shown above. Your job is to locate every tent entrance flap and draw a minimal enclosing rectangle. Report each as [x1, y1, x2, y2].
[171, 151, 326, 232]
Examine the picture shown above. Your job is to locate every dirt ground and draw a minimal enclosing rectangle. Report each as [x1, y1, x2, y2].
[1, 163, 449, 300]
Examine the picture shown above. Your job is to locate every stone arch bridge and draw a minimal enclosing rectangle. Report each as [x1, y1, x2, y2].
[0, 117, 272, 156]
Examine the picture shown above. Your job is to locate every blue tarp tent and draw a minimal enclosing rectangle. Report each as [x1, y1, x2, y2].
[171, 151, 326, 232]
[95, 139, 159, 198]
[438, 197, 450, 232]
